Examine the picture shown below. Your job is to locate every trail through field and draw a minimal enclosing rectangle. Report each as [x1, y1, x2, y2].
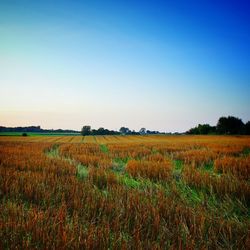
[45, 144, 88, 179]
[45, 142, 250, 222]
[104, 144, 172, 190]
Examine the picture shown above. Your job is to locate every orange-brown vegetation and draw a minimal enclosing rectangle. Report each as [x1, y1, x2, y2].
[0, 135, 250, 249]
[182, 165, 250, 202]
[126, 160, 172, 181]
[214, 156, 250, 180]
[174, 149, 218, 167]
[60, 143, 111, 169]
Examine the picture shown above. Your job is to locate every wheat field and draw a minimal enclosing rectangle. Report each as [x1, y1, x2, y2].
[0, 135, 250, 249]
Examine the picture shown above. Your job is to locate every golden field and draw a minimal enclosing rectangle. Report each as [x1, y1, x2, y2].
[0, 135, 250, 249]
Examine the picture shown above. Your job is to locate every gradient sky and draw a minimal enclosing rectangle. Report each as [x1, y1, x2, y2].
[1, 0, 250, 132]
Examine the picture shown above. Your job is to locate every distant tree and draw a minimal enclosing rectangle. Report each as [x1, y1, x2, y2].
[187, 124, 216, 135]
[80, 126, 121, 136]
[146, 130, 160, 134]
[186, 127, 199, 134]
[217, 116, 244, 134]
[81, 125, 91, 136]
[245, 121, 250, 135]
[97, 127, 105, 135]
[131, 130, 140, 135]
[197, 124, 216, 134]
[119, 127, 131, 135]
[91, 129, 97, 135]
[22, 132, 28, 136]
[139, 128, 146, 135]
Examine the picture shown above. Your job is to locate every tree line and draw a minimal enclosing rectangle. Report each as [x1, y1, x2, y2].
[187, 116, 250, 135]
[82, 116, 250, 136]
[81, 126, 162, 136]
[2, 115, 249, 136]
[0, 126, 79, 134]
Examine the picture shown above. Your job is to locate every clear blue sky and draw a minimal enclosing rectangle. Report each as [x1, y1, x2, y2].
[0, 0, 249, 132]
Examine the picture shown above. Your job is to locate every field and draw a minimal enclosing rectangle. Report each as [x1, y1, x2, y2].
[0, 135, 250, 249]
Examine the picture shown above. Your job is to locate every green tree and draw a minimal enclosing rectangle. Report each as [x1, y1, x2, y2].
[119, 127, 131, 135]
[81, 125, 91, 136]
[245, 121, 250, 135]
[217, 116, 244, 134]
[139, 128, 146, 135]
[187, 124, 216, 134]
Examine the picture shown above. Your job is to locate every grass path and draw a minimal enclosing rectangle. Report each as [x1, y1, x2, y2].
[44, 143, 249, 222]
[45, 144, 88, 179]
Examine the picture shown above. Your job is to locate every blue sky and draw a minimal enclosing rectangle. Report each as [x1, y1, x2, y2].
[0, 0, 249, 132]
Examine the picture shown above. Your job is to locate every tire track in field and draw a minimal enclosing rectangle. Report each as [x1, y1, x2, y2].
[45, 144, 88, 180]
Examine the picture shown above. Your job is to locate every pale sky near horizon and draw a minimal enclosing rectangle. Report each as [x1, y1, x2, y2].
[1, 0, 250, 132]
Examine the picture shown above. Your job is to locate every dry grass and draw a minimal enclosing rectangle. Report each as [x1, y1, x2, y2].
[0, 135, 250, 249]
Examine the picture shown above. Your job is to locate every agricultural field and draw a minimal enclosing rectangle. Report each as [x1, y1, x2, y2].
[0, 135, 250, 249]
